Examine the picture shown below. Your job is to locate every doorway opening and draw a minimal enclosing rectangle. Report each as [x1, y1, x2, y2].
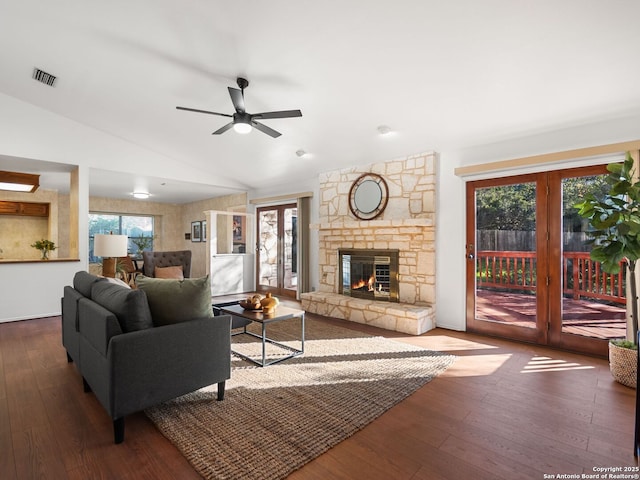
[256, 203, 298, 298]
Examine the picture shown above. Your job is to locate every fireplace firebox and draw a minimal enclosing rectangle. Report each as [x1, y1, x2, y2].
[339, 249, 399, 302]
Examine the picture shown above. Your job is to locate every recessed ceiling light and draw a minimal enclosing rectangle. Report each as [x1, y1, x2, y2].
[132, 191, 150, 199]
[296, 149, 307, 158]
[377, 125, 393, 136]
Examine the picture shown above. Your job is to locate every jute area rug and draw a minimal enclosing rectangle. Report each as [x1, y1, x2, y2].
[145, 316, 456, 480]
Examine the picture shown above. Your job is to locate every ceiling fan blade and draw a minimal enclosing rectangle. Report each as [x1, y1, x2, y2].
[176, 106, 232, 118]
[251, 121, 281, 138]
[228, 87, 245, 113]
[252, 109, 302, 120]
[212, 122, 234, 135]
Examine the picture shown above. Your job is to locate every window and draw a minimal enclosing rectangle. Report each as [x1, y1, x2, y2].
[88, 213, 154, 262]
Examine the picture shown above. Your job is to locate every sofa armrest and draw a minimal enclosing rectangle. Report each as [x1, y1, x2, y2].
[107, 315, 231, 417]
[78, 298, 123, 357]
[62, 286, 85, 362]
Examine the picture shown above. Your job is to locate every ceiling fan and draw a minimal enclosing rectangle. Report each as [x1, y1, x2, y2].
[176, 77, 302, 138]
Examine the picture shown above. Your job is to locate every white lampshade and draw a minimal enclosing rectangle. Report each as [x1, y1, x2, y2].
[94, 234, 128, 258]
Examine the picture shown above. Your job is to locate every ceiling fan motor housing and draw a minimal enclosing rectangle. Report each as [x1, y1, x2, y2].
[233, 112, 251, 125]
[237, 77, 249, 90]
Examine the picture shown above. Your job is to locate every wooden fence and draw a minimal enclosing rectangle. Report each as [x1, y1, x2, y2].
[476, 250, 626, 305]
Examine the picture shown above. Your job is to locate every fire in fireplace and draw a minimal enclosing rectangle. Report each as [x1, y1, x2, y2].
[339, 249, 399, 302]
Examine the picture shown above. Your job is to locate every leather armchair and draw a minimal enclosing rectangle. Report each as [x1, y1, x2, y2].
[142, 250, 192, 278]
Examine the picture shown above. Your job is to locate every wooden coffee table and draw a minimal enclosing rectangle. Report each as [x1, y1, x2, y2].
[217, 303, 305, 367]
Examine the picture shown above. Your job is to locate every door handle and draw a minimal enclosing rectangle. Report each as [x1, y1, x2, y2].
[465, 244, 474, 260]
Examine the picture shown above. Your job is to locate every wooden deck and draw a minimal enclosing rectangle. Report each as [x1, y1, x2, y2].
[476, 289, 626, 339]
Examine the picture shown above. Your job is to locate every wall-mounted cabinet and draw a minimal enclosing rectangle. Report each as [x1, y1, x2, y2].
[0, 201, 49, 217]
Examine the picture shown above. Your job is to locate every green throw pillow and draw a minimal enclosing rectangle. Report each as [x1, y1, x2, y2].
[136, 275, 213, 326]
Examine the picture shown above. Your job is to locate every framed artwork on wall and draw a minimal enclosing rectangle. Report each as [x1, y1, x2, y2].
[191, 221, 202, 242]
[202, 220, 207, 242]
[233, 215, 245, 243]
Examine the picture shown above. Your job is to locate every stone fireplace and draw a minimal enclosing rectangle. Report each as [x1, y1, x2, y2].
[300, 152, 437, 335]
[339, 248, 399, 302]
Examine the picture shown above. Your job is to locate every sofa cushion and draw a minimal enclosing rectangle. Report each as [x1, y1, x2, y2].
[91, 281, 153, 332]
[155, 265, 184, 280]
[136, 275, 213, 326]
[73, 271, 105, 298]
[105, 277, 132, 289]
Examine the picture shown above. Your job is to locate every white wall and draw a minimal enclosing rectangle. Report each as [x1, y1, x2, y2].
[0, 93, 244, 189]
[245, 115, 640, 332]
[0, 261, 84, 320]
[0, 164, 90, 322]
[0, 92, 236, 322]
[2, 87, 639, 328]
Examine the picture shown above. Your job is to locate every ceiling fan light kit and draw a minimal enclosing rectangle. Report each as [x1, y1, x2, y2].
[176, 77, 302, 138]
[233, 118, 252, 134]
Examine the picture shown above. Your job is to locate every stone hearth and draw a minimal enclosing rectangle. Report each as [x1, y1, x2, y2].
[303, 152, 437, 335]
[301, 292, 435, 335]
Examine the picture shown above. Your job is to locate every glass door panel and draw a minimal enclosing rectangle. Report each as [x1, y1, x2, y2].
[547, 166, 623, 356]
[466, 174, 548, 345]
[473, 181, 538, 327]
[256, 203, 297, 297]
[283, 206, 297, 291]
[258, 208, 278, 289]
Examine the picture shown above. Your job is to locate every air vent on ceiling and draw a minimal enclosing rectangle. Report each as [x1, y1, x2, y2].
[32, 67, 57, 87]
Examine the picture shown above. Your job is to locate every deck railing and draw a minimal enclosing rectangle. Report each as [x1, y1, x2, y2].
[476, 251, 537, 292]
[476, 250, 626, 305]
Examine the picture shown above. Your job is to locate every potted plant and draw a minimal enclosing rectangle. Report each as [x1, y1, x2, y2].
[31, 238, 57, 260]
[131, 235, 154, 256]
[575, 152, 639, 388]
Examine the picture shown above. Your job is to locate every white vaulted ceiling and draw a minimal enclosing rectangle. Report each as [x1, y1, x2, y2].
[1, 0, 639, 202]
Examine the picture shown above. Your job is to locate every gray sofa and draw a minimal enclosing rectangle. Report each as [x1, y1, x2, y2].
[61, 271, 231, 444]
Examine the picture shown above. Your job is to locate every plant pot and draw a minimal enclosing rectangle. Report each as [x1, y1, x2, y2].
[609, 341, 637, 389]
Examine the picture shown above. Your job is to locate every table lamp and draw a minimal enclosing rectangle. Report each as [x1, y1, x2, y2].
[94, 233, 128, 278]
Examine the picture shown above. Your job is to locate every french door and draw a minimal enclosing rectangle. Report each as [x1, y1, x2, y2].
[256, 204, 298, 298]
[466, 164, 625, 357]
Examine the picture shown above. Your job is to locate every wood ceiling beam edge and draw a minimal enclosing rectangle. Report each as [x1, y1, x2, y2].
[454, 140, 640, 177]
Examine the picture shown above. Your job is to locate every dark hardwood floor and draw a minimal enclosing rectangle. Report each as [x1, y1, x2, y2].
[1, 311, 637, 479]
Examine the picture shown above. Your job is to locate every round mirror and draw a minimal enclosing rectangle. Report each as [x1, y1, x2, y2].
[348, 173, 389, 220]
[353, 180, 382, 214]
